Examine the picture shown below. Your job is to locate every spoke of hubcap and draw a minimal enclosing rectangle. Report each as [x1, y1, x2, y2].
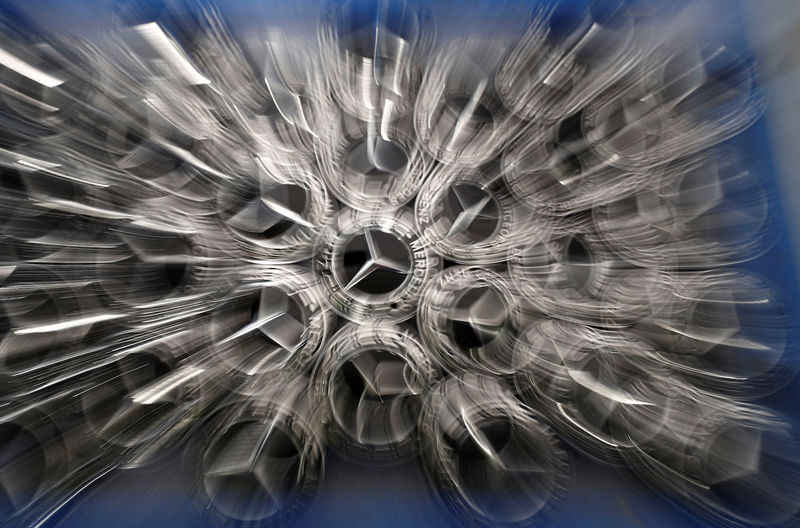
[260, 194, 313, 228]
[447, 189, 495, 238]
[344, 259, 381, 291]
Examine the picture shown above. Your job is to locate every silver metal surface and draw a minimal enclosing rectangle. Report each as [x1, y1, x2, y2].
[414, 37, 520, 166]
[319, 0, 435, 123]
[497, 0, 646, 123]
[314, 207, 441, 322]
[418, 266, 524, 376]
[419, 373, 569, 527]
[210, 265, 333, 380]
[191, 372, 325, 528]
[594, 147, 778, 268]
[316, 111, 429, 211]
[631, 269, 795, 398]
[513, 318, 671, 464]
[0, 2, 794, 527]
[415, 162, 542, 264]
[508, 215, 670, 327]
[312, 322, 436, 463]
[217, 157, 336, 263]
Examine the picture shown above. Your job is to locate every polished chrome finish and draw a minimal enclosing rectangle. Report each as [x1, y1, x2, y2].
[418, 266, 523, 376]
[315, 207, 441, 322]
[617, 380, 800, 527]
[415, 162, 538, 264]
[316, 111, 429, 211]
[312, 322, 436, 463]
[211, 265, 333, 379]
[508, 216, 670, 327]
[419, 373, 569, 527]
[513, 318, 670, 464]
[631, 269, 795, 399]
[583, 40, 764, 170]
[191, 372, 325, 528]
[502, 110, 649, 215]
[217, 157, 336, 263]
[319, 0, 435, 123]
[497, 0, 645, 123]
[594, 148, 778, 268]
[0, 4, 789, 526]
[414, 37, 520, 166]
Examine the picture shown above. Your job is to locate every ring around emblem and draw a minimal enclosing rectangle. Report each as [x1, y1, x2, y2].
[314, 207, 441, 322]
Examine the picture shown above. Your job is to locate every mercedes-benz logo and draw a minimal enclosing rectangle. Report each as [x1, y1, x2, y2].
[509, 218, 666, 327]
[211, 266, 332, 378]
[623, 385, 800, 526]
[584, 86, 664, 169]
[225, 286, 306, 349]
[223, 183, 313, 235]
[413, 37, 520, 166]
[443, 183, 501, 241]
[502, 110, 649, 216]
[629, 269, 791, 399]
[97, 228, 196, 305]
[419, 373, 569, 528]
[449, 286, 508, 349]
[95, 217, 236, 315]
[81, 350, 183, 449]
[337, 134, 415, 208]
[316, 113, 429, 212]
[594, 149, 775, 268]
[0, 5, 790, 528]
[340, 228, 412, 295]
[418, 266, 522, 376]
[512, 318, 661, 463]
[318, 0, 433, 123]
[650, 42, 762, 137]
[416, 167, 533, 264]
[192, 373, 325, 527]
[217, 160, 335, 263]
[315, 207, 440, 322]
[313, 323, 436, 463]
[200, 420, 303, 521]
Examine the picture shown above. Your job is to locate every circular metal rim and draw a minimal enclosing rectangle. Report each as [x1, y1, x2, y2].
[415, 168, 526, 264]
[314, 207, 441, 323]
[316, 112, 430, 212]
[592, 148, 778, 269]
[417, 265, 523, 376]
[419, 373, 570, 527]
[209, 265, 333, 381]
[189, 373, 325, 528]
[318, 0, 436, 122]
[413, 37, 519, 167]
[312, 322, 436, 463]
[508, 217, 667, 327]
[215, 158, 337, 264]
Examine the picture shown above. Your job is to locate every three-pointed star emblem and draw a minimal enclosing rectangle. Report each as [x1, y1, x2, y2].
[346, 137, 409, 180]
[344, 229, 412, 292]
[202, 421, 301, 512]
[226, 184, 313, 234]
[337, 350, 420, 443]
[445, 184, 499, 239]
[220, 287, 306, 359]
[449, 287, 508, 347]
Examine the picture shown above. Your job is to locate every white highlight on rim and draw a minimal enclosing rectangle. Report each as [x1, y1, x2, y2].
[130, 366, 206, 405]
[131, 23, 211, 85]
[13, 313, 127, 335]
[0, 46, 64, 87]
